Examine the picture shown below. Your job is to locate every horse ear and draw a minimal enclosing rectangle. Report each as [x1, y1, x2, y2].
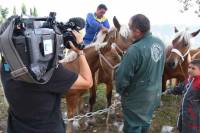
[174, 27, 179, 33]
[113, 16, 121, 31]
[191, 29, 200, 37]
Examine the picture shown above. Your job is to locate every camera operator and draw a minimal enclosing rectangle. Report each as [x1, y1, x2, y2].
[0, 16, 93, 133]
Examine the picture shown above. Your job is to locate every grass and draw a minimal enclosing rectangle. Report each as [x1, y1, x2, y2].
[0, 84, 8, 133]
[0, 83, 181, 133]
[81, 84, 181, 133]
[151, 95, 181, 133]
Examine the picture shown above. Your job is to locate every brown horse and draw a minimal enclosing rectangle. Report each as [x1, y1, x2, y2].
[61, 30, 117, 133]
[163, 27, 200, 91]
[88, 16, 132, 113]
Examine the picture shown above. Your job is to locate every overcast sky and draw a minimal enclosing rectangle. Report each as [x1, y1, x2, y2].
[1, 0, 200, 26]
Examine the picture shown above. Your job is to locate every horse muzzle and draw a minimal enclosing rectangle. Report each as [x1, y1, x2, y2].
[167, 60, 178, 69]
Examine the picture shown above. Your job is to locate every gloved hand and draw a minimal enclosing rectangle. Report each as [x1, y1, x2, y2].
[101, 26, 108, 33]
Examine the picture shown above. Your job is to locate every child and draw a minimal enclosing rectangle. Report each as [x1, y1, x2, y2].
[165, 59, 200, 133]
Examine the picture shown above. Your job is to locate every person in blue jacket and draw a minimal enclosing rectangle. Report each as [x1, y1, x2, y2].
[83, 4, 110, 45]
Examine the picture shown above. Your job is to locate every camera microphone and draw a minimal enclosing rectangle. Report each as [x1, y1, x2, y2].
[68, 17, 85, 31]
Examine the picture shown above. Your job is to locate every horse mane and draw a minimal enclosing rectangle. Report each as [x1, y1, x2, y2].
[89, 42, 108, 51]
[174, 29, 192, 47]
[59, 50, 78, 63]
[93, 30, 107, 43]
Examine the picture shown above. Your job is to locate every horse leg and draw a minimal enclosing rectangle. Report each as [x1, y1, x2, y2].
[89, 74, 96, 112]
[162, 72, 168, 92]
[105, 82, 116, 125]
[77, 95, 89, 130]
[66, 95, 79, 133]
[106, 82, 113, 107]
[77, 95, 84, 113]
[87, 74, 97, 126]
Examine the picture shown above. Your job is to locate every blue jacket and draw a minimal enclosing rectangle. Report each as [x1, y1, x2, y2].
[83, 13, 110, 45]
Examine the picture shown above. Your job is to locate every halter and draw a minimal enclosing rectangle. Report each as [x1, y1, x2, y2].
[109, 26, 127, 57]
[98, 49, 120, 80]
[170, 47, 190, 79]
[97, 26, 129, 80]
[111, 43, 126, 56]
[171, 48, 190, 61]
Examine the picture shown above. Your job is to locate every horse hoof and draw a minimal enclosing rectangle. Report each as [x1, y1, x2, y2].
[66, 127, 73, 133]
[79, 121, 89, 131]
[109, 109, 116, 115]
[72, 120, 80, 131]
[78, 119, 89, 131]
[87, 117, 96, 125]
[118, 123, 124, 133]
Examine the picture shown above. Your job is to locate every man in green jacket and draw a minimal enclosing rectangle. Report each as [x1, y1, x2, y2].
[115, 14, 165, 133]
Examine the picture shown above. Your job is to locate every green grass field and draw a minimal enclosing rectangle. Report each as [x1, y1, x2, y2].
[0, 83, 181, 133]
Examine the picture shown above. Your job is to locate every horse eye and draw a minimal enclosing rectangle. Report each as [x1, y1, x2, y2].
[192, 67, 196, 70]
[184, 41, 188, 47]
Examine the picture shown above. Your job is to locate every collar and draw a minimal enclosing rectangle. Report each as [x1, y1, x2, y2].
[94, 13, 107, 22]
[143, 31, 152, 37]
[132, 31, 152, 44]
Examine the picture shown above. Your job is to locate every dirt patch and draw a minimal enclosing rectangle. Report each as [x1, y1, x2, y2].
[0, 89, 8, 133]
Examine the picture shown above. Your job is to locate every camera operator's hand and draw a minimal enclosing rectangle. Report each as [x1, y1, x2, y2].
[69, 41, 81, 53]
[72, 30, 83, 44]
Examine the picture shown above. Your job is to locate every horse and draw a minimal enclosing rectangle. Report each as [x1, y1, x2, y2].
[88, 16, 132, 113]
[163, 27, 200, 91]
[61, 30, 116, 133]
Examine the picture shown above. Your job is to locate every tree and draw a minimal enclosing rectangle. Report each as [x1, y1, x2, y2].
[0, 6, 9, 24]
[21, 3, 27, 15]
[33, 7, 38, 17]
[13, 6, 17, 15]
[30, 8, 33, 16]
[1, 7, 8, 19]
[0, 12, 3, 24]
[178, 0, 200, 17]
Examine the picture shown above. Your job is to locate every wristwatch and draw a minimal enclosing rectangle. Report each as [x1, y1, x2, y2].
[78, 50, 85, 56]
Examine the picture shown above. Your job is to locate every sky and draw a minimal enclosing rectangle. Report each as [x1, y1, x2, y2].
[1, 0, 200, 47]
[0, 0, 200, 26]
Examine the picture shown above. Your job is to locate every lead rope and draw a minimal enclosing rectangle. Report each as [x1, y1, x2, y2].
[179, 51, 191, 80]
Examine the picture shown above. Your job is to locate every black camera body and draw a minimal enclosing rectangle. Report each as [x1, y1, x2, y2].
[12, 16, 62, 80]
[9, 12, 85, 82]
[57, 17, 85, 50]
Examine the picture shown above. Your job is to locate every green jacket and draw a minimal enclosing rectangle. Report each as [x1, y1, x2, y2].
[115, 32, 165, 125]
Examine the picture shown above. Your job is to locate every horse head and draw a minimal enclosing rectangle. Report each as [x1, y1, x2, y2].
[112, 16, 132, 55]
[166, 27, 200, 69]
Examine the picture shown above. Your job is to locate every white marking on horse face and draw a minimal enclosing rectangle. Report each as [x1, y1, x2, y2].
[174, 57, 179, 68]
[119, 25, 130, 39]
